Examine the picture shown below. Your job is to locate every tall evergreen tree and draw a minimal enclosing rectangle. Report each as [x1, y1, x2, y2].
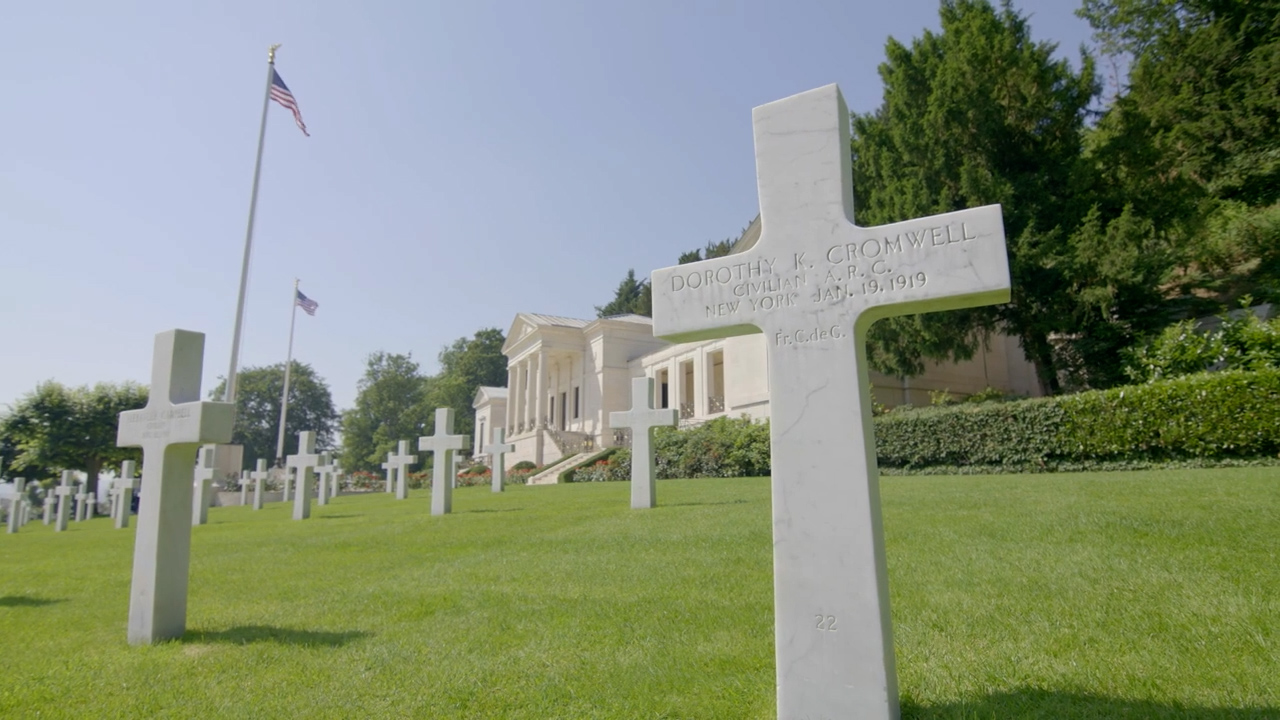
[595, 269, 652, 317]
[852, 0, 1102, 392]
[1080, 0, 1280, 313]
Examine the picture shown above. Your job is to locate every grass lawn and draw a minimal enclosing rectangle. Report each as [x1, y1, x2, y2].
[1, 468, 1277, 719]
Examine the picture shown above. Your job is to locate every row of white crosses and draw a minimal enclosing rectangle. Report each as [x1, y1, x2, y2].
[376, 409, 473, 514]
[15, 464, 137, 534]
[316, 452, 341, 506]
[383, 440, 416, 499]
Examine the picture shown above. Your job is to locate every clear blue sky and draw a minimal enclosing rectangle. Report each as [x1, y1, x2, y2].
[0, 0, 1096, 413]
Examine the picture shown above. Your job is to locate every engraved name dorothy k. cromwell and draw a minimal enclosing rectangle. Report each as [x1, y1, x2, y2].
[669, 217, 984, 321]
[124, 407, 196, 441]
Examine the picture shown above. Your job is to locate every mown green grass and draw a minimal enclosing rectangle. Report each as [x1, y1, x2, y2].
[1, 468, 1277, 719]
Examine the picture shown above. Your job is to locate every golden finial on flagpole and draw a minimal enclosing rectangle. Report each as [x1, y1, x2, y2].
[268, 43, 282, 64]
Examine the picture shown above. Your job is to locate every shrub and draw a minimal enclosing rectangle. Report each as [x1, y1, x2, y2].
[560, 449, 620, 483]
[455, 468, 491, 488]
[566, 451, 631, 482]
[511, 460, 537, 472]
[1057, 369, 1280, 460]
[1124, 300, 1280, 383]
[650, 416, 770, 479]
[875, 368, 1280, 468]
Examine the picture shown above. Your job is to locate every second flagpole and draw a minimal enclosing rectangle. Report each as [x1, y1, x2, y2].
[225, 43, 282, 405]
[275, 278, 300, 466]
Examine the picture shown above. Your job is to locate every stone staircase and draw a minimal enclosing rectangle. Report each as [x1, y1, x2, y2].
[527, 451, 592, 486]
[545, 426, 595, 456]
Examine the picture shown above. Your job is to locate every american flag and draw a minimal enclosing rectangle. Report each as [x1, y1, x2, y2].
[296, 290, 319, 316]
[270, 68, 309, 137]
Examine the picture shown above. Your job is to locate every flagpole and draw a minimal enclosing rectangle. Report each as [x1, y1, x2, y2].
[275, 278, 300, 466]
[225, 43, 282, 404]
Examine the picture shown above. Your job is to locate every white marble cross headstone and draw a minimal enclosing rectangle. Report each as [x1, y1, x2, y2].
[381, 454, 394, 494]
[280, 463, 293, 503]
[328, 461, 342, 499]
[43, 490, 54, 525]
[115, 460, 138, 529]
[386, 440, 417, 501]
[54, 471, 76, 531]
[609, 377, 677, 509]
[418, 408, 470, 516]
[314, 452, 333, 506]
[285, 431, 320, 521]
[84, 485, 95, 519]
[650, 84, 1009, 720]
[191, 445, 217, 526]
[239, 469, 250, 506]
[483, 428, 515, 493]
[116, 329, 234, 645]
[7, 477, 26, 534]
[249, 458, 269, 510]
[74, 482, 88, 522]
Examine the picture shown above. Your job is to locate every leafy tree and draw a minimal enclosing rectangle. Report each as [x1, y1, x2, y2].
[340, 352, 432, 472]
[1079, 0, 1280, 311]
[0, 381, 147, 492]
[208, 361, 339, 468]
[851, 0, 1104, 392]
[595, 269, 652, 317]
[426, 328, 510, 444]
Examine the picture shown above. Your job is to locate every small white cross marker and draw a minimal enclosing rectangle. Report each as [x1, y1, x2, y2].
[609, 377, 677, 509]
[285, 431, 321, 521]
[191, 445, 217, 526]
[116, 459, 139, 529]
[249, 459, 269, 510]
[418, 408, 469, 516]
[483, 427, 515, 493]
[385, 440, 417, 500]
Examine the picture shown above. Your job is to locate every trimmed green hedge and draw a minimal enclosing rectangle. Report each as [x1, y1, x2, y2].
[572, 369, 1279, 478]
[876, 368, 1280, 469]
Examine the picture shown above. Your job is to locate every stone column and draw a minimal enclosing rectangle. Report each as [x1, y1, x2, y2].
[694, 348, 708, 419]
[522, 359, 532, 432]
[533, 349, 545, 463]
[505, 366, 515, 435]
[550, 356, 560, 430]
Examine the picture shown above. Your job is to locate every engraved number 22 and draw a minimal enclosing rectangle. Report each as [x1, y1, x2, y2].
[814, 614, 838, 632]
